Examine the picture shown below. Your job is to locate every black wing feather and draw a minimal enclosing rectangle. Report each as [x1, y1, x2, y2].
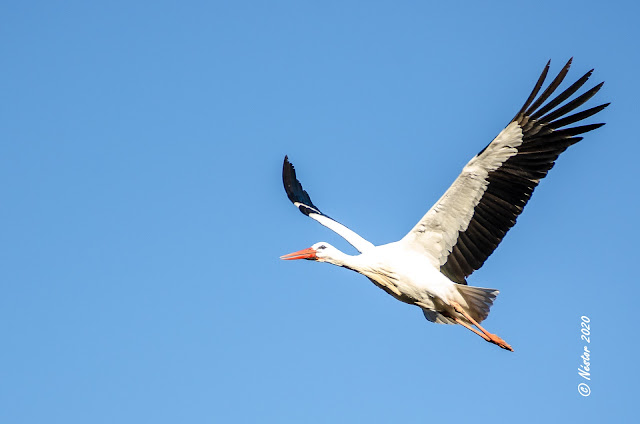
[440, 59, 608, 284]
[282, 155, 324, 217]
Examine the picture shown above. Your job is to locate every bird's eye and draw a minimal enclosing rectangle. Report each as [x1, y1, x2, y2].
[317, 245, 326, 250]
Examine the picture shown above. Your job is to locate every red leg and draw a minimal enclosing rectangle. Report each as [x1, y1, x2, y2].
[453, 317, 490, 341]
[451, 301, 514, 352]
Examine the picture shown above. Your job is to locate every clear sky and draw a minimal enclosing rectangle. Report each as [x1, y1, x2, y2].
[1, 1, 638, 423]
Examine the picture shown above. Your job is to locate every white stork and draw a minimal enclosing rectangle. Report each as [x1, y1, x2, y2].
[281, 59, 607, 351]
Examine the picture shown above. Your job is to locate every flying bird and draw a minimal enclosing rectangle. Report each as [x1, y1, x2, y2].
[280, 59, 607, 351]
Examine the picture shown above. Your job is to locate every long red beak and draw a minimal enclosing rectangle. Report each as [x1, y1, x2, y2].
[280, 247, 317, 260]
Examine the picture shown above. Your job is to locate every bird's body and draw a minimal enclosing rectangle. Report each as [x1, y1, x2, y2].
[336, 242, 457, 310]
[281, 59, 608, 351]
[290, 240, 497, 327]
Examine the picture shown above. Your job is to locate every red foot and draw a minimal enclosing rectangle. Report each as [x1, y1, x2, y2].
[488, 333, 514, 352]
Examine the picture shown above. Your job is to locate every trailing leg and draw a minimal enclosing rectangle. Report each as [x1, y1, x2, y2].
[451, 301, 514, 352]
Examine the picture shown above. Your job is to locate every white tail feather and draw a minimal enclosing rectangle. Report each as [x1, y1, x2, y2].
[456, 285, 499, 323]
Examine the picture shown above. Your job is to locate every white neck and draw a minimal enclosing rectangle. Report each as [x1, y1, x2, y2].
[320, 248, 367, 273]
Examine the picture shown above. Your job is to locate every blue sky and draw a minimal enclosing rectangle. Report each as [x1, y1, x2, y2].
[1, 1, 638, 422]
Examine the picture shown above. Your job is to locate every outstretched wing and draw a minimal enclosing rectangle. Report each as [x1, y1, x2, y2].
[401, 59, 608, 284]
[282, 156, 375, 253]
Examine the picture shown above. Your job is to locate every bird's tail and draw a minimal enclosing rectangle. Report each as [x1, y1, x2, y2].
[455, 285, 499, 324]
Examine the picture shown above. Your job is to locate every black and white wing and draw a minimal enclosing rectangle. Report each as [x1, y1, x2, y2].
[401, 59, 608, 284]
[282, 156, 375, 253]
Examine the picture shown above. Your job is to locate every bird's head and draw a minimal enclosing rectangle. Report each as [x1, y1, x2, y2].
[280, 242, 337, 263]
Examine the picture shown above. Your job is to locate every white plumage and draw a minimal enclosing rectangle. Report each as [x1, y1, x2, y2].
[281, 59, 607, 351]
